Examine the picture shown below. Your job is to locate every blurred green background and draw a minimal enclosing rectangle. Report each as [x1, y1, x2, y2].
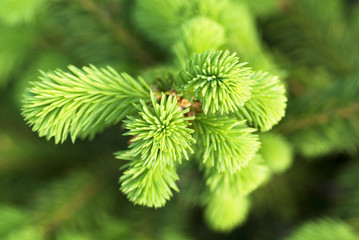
[0, 0, 359, 239]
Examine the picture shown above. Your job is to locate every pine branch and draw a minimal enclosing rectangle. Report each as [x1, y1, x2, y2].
[22, 65, 151, 143]
[75, 0, 155, 66]
[278, 77, 359, 156]
[279, 102, 359, 133]
[41, 177, 103, 234]
[33, 171, 105, 235]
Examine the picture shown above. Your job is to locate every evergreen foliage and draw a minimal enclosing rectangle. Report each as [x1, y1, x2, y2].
[234, 71, 287, 131]
[124, 92, 195, 168]
[180, 50, 253, 114]
[119, 159, 179, 208]
[0, 0, 358, 238]
[194, 115, 259, 172]
[282, 76, 359, 157]
[205, 155, 270, 197]
[284, 218, 357, 240]
[173, 16, 226, 65]
[259, 133, 293, 173]
[22, 65, 151, 143]
[205, 195, 250, 232]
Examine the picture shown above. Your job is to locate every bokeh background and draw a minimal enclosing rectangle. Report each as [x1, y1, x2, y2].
[0, 0, 359, 239]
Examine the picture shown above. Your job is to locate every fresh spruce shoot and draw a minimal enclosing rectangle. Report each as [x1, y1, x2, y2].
[20, 0, 288, 232]
[22, 49, 286, 222]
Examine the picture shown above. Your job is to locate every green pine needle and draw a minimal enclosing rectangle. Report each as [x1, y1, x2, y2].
[124, 92, 196, 168]
[22, 65, 151, 143]
[119, 158, 179, 208]
[180, 50, 254, 114]
[194, 114, 260, 172]
[234, 71, 287, 131]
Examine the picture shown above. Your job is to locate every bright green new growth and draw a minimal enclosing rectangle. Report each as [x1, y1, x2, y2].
[119, 159, 179, 208]
[180, 50, 253, 114]
[22, 65, 150, 143]
[173, 16, 226, 65]
[284, 218, 357, 240]
[260, 133, 293, 173]
[194, 114, 260, 172]
[234, 72, 287, 131]
[21, 45, 287, 230]
[124, 92, 195, 168]
[205, 154, 270, 197]
[205, 195, 250, 232]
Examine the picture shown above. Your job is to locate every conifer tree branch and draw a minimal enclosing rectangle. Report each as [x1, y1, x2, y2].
[279, 102, 359, 133]
[75, 0, 155, 66]
[41, 177, 103, 234]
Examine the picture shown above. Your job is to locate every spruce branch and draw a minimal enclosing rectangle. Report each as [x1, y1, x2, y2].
[279, 77, 359, 156]
[194, 114, 260, 172]
[32, 171, 106, 235]
[22, 65, 150, 143]
[280, 102, 359, 133]
[41, 177, 103, 235]
[234, 72, 287, 131]
[119, 158, 179, 208]
[124, 92, 195, 168]
[180, 50, 254, 114]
